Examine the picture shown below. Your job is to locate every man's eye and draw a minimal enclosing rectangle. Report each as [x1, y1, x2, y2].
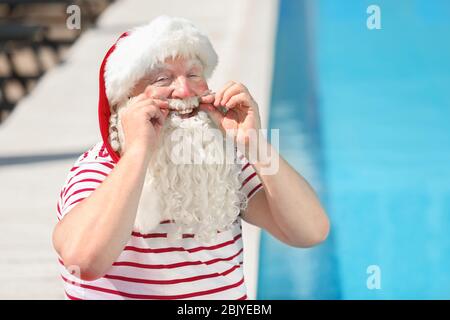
[152, 77, 170, 86]
[188, 74, 200, 78]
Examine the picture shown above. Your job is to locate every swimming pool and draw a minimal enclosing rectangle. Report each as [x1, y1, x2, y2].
[258, 0, 450, 299]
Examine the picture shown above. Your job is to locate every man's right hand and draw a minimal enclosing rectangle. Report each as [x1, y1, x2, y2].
[119, 92, 170, 158]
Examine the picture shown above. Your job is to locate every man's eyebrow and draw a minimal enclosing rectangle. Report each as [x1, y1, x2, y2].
[145, 64, 171, 78]
[145, 59, 203, 78]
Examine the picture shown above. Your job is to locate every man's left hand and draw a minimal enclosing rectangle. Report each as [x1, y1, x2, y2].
[199, 81, 262, 147]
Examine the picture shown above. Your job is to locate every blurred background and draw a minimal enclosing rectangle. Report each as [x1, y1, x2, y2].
[1, 0, 449, 299]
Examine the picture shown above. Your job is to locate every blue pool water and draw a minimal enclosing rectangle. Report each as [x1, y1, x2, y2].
[258, 0, 450, 299]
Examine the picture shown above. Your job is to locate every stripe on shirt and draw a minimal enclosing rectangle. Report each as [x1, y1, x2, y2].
[61, 274, 245, 300]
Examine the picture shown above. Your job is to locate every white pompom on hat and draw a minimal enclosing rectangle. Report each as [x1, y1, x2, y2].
[104, 15, 219, 106]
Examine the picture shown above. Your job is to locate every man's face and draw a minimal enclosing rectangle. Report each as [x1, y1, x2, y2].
[113, 55, 211, 154]
[130, 55, 210, 104]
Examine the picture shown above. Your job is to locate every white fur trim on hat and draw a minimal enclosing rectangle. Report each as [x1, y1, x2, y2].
[104, 15, 218, 106]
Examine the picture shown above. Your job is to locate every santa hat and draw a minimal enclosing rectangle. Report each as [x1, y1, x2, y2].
[98, 16, 219, 163]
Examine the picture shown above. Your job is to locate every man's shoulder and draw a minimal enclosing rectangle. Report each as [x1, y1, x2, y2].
[60, 142, 115, 198]
[74, 141, 116, 167]
[57, 142, 115, 219]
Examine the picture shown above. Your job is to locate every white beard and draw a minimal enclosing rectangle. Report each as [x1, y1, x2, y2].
[116, 105, 247, 243]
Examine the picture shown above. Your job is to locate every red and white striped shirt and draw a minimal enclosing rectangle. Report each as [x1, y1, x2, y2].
[56, 142, 263, 300]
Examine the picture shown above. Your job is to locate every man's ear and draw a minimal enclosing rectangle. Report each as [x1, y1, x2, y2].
[111, 103, 119, 113]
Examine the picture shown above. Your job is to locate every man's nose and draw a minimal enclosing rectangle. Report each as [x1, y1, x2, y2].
[171, 76, 195, 98]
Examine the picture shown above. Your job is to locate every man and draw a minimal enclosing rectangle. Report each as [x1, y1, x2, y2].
[53, 16, 329, 300]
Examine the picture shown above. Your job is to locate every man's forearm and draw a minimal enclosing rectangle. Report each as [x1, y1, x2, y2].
[252, 139, 329, 246]
[53, 146, 151, 280]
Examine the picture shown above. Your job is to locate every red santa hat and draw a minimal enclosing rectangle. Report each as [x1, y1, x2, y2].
[98, 16, 219, 163]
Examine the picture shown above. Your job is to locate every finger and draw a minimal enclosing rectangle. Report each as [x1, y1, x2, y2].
[160, 107, 169, 119]
[134, 98, 169, 110]
[220, 83, 246, 107]
[142, 104, 165, 126]
[150, 98, 170, 108]
[153, 99, 170, 110]
[214, 81, 236, 107]
[128, 97, 151, 109]
[133, 93, 147, 103]
[135, 104, 164, 127]
[125, 93, 146, 109]
[199, 93, 215, 104]
[225, 92, 250, 109]
[141, 104, 162, 116]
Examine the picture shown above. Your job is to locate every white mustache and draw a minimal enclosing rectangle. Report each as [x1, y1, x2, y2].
[166, 91, 214, 114]
[167, 97, 200, 114]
